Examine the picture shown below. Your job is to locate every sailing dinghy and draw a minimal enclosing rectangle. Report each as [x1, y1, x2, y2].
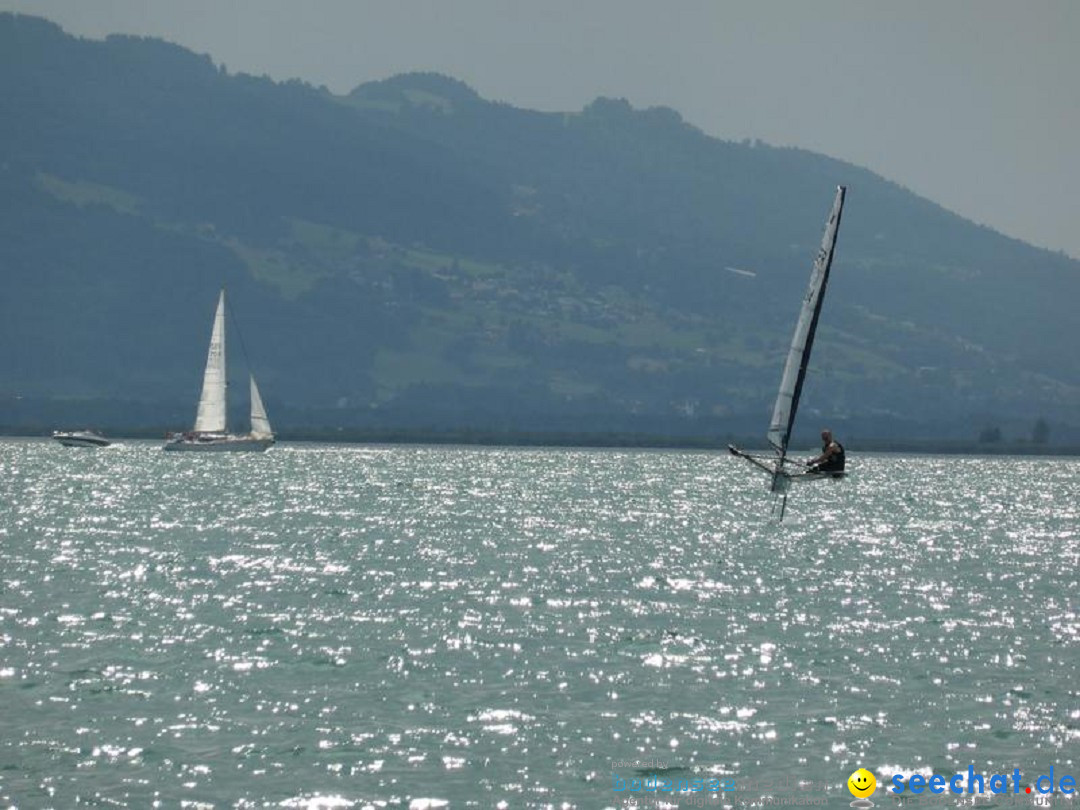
[728, 186, 846, 516]
[164, 289, 275, 452]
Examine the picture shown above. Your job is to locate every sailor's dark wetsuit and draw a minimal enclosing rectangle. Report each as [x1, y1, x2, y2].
[812, 441, 845, 473]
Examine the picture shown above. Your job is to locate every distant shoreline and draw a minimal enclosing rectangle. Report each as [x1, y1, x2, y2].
[4, 428, 1079, 456]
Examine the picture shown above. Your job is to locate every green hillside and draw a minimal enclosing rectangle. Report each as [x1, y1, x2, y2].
[1, 13, 1078, 443]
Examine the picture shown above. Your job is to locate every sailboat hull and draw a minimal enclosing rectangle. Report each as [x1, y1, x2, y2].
[164, 434, 274, 452]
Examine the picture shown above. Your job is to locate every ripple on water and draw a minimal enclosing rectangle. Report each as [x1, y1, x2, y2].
[1, 440, 1078, 805]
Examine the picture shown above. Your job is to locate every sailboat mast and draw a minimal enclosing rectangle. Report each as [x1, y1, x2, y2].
[766, 186, 846, 456]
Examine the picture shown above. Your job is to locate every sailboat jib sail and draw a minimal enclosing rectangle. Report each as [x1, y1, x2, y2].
[729, 185, 847, 507]
[249, 374, 273, 439]
[164, 288, 275, 452]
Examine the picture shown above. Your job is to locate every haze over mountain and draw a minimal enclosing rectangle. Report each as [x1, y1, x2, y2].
[2, 14, 1078, 443]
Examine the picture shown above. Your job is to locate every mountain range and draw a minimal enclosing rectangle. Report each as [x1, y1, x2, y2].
[2, 13, 1078, 444]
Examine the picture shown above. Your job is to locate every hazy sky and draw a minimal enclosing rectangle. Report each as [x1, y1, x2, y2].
[4, 0, 1078, 258]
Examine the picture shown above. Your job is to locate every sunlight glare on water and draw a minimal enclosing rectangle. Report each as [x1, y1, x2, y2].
[1, 439, 1078, 806]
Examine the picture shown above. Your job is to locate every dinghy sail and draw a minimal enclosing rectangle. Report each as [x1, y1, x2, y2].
[729, 185, 846, 514]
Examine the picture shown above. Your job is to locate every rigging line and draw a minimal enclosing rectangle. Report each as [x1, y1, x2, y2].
[223, 287, 258, 379]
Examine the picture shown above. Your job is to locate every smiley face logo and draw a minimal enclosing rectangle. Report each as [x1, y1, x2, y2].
[848, 768, 877, 798]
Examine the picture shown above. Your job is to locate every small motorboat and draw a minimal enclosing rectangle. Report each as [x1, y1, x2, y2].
[52, 429, 111, 448]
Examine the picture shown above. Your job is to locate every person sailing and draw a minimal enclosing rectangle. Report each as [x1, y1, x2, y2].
[808, 429, 845, 474]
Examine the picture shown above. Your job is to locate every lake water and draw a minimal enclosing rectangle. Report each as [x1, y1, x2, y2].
[1, 438, 1078, 808]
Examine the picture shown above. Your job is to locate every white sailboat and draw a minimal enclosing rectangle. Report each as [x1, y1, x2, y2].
[729, 186, 846, 515]
[164, 289, 275, 452]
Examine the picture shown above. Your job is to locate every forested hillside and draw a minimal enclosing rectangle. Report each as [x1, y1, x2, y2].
[2, 13, 1077, 443]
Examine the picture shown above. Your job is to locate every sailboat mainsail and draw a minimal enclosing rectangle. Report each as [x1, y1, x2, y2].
[729, 185, 847, 511]
[164, 288, 275, 452]
[767, 186, 846, 457]
[193, 290, 228, 434]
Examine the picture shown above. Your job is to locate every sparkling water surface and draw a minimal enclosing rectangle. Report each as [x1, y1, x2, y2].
[1, 439, 1078, 808]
